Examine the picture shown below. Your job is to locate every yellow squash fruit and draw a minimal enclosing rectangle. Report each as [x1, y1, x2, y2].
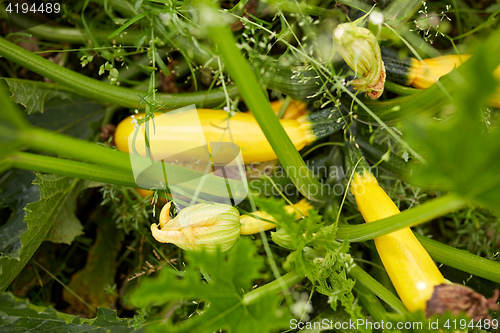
[115, 109, 316, 164]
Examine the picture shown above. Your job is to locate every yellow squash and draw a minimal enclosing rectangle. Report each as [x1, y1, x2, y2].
[407, 54, 500, 107]
[115, 109, 316, 164]
[348, 146, 499, 319]
[350, 171, 446, 312]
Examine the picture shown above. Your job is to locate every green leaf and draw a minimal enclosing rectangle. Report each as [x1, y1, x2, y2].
[108, 11, 151, 39]
[297, 307, 356, 333]
[63, 221, 120, 317]
[129, 238, 291, 333]
[4, 79, 106, 140]
[255, 197, 360, 318]
[26, 98, 106, 140]
[4, 78, 74, 114]
[0, 170, 40, 260]
[256, 196, 339, 278]
[44, 180, 87, 244]
[0, 292, 136, 332]
[0, 173, 80, 291]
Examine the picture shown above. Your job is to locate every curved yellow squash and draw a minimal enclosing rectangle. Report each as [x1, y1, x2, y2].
[350, 173, 446, 312]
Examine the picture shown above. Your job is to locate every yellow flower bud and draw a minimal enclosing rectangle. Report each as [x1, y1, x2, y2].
[332, 18, 386, 99]
[240, 199, 313, 235]
[271, 228, 295, 250]
[151, 202, 241, 252]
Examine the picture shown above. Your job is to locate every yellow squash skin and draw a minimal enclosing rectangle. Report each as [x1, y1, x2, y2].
[350, 173, 446, 312]
[269, 100, 309, 119]
[407, 55, 500, 107]
[115, 109, 315, 163]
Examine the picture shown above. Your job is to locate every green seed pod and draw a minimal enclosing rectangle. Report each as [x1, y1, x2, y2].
[332, 15, 386, 99]
[151, 202, 241, 252]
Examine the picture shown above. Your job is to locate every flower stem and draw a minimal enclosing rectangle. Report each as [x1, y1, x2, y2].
[243, 270, 303, 306]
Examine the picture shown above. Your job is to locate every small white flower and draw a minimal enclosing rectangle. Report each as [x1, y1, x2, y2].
[369, 11, 384, 26]
[290, 292, 313, 321]
[159, 12, 172, 25]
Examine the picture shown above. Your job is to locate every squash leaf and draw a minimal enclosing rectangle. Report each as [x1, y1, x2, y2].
[129, 238, 291, 333]
[0, 173, 82, 291]
[0, 292, 136, 332]
[4, 78, 74, 114]
[43, 179, 87, 244]
[0, 170, 40, 261]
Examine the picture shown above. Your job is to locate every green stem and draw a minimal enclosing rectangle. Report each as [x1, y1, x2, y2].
[0, 37, 238, 109]
[6, 152, 138, 187]
[415, 233, 500, 284]
[0, 158, 14, 174]
[23, 127, 134, 172]
[0, 123, 245, 199]
[242, 270, 303, 305]
[384, 81, 419, 96]
[0, 6, 140, 44]
[274, 1, 343, 17]
[199, 1, 325, 201]
[383, 0, 422, 25]
[349, 265, 407, 314]
[354, 284, 388, 321]
[337, 194, 466, 241]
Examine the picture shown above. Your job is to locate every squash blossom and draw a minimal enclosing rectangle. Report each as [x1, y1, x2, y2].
[151, 202, 241, 252]
[332, 18, 386, 99]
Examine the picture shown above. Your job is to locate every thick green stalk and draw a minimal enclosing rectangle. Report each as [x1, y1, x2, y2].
[0, 37, 238, 109]
[415, 233, 500, 284]
[337, 194, 466, 241]
[349, 265, 407, 314]
[242, 270, 303, 305]
[198, 1, 325, 201]
[6, 152, 138, 187]
[22, 127, 135, 172]
[0, 124, 244, 199]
